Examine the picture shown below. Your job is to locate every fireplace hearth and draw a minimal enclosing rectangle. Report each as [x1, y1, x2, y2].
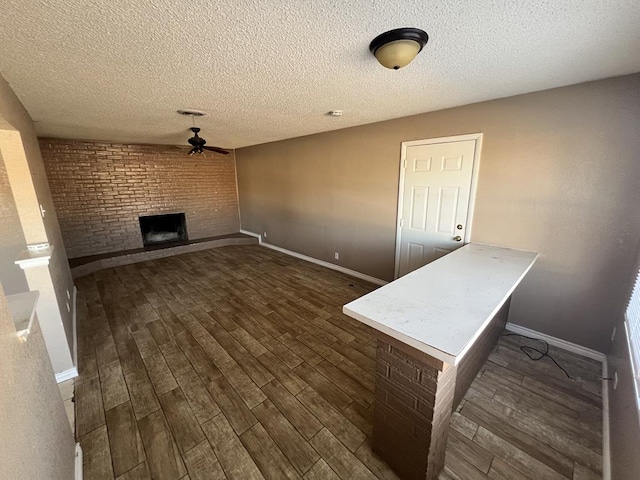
[139, 213, 188, 246]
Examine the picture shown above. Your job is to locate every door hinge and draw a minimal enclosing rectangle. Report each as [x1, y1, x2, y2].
[399, 218, 404, 227]
[403, 159, 407, 169]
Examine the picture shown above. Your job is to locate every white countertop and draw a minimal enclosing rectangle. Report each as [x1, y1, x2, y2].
[343, 243, 538, 365]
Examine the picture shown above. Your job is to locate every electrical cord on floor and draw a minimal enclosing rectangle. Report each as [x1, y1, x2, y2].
[501, 333, 573, 379]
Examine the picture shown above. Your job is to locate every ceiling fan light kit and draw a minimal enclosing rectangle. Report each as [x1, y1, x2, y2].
[369, 27, 429, 70]
[187, 127, 205, 155]
[177, 110, 230, 155]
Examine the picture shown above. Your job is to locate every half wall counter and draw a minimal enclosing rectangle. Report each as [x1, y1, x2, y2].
[343, 243, 538, 480]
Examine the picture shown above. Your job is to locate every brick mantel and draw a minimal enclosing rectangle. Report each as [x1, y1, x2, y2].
[40, 138, 240, 259]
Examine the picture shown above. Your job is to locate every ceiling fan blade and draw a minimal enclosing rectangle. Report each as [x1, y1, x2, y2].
[202, 146, 231, 155]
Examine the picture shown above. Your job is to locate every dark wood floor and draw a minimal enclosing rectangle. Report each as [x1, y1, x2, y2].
[74, 245, 603, 480]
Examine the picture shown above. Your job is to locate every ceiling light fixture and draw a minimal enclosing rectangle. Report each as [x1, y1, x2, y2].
[177, 109, 206, 117]
[369, 28, 429, 70]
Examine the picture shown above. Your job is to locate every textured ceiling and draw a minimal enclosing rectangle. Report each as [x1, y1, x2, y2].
[1, 0, 639, 148]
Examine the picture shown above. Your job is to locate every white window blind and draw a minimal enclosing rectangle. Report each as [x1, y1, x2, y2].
[625, 268, 640, 416]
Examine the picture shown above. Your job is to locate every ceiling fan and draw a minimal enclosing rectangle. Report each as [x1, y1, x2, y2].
[175, 109, 230, 155]
[184, 127, 230, 155]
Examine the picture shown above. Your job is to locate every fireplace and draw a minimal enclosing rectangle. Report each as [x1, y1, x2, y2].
[139, 213, 188, 246]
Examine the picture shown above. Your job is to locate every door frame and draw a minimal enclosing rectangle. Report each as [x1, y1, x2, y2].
[394, 133, 483, 279]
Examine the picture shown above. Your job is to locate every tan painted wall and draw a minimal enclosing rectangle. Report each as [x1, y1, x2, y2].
[0, 149, 28, 294]
[609, 237, 640, 480]
[236, 73, 640, 352]
[0, 286, 76, 479]
[0, 75, 75, 371]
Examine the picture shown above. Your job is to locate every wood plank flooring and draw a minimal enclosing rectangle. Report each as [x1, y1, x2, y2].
[74, 245, 602, 480]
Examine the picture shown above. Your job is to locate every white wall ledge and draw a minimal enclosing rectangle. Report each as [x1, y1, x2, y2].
[15, 245, 54, 269]
[7, 291, 40, 341]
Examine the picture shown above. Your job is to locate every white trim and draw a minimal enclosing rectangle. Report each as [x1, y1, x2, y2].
[240, 229, 262, 240]
[232, 149, 242, 230]
[72, 286, 78, 368]
[602, 356, 611, 480]
[623, 266, 640, 424]
[16, 257, 50, 268]
[504, 323, 606, 362]
[400, 133, 485, 148]
[394, 133, 483, 279]
[261, 241, 387, 286]
[465, 134, 483, 243]
[55, 367, 79, 384]
[240, 229, 387, 285]
[15, 245, 54, 269]
[623, 320, 640, 427]
[75, 443, 83, 480]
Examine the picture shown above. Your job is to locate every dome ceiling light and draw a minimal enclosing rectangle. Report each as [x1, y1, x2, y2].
[369, 28, 429, 70]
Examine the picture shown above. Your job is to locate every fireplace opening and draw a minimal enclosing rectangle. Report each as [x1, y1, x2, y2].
[139, 213, 188, 247]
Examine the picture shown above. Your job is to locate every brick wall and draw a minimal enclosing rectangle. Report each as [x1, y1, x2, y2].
[40, 138, 240, 259]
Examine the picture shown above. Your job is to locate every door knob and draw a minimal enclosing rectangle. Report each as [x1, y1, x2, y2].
[453, 236, 462, 242]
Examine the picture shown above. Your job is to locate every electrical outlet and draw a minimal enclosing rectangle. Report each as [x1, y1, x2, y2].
[263, 232, 268, 238]
[611, 325, 617, 342]
[614, 371, 619, 390]
[334, 252, 339, 260]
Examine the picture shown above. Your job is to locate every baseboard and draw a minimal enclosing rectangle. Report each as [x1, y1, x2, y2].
[602, 357, 611, 480]
[75, 443, 83, 480]
[504, 322, 610, 478]
[239, 229, 387, 286]
[504, 323, 606, 362]
[240, 229, 261, 239]
[56, 366, 79, 383]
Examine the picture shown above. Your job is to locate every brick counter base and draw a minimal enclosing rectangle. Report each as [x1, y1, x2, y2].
[371, 299, 511, 480]
[374, 338, 456, 480]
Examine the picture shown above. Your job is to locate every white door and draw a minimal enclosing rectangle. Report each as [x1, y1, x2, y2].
[395, 137, 479, 277]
